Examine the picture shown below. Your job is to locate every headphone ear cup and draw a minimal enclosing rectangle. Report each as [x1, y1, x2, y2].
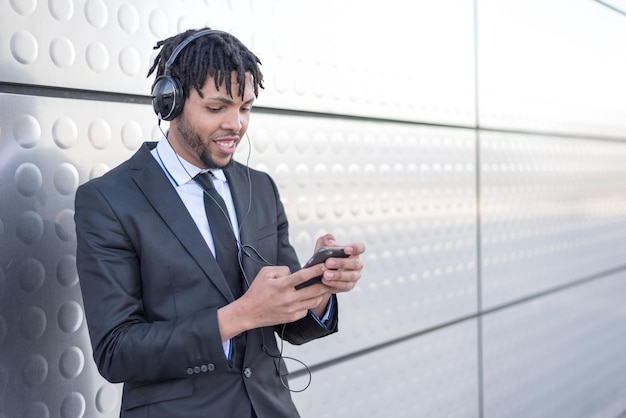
[151, 75, 184, 121]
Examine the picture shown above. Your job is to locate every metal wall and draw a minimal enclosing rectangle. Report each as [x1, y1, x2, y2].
[1, 1, 626, 417]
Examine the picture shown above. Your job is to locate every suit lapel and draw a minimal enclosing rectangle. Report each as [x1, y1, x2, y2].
[130, 143, 235, 301]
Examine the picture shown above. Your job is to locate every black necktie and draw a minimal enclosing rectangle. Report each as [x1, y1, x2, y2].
[194, 172, 243, 297]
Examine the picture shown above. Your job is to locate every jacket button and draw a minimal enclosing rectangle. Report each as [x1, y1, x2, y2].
[201, 364, 208, 372]
[186, 368, 194, 375]
[193, 366, 201, 374]
[243, 367, 252, 378]
[207, 363, 215, 371]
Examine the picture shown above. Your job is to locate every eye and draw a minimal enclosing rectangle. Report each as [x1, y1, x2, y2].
[207, 107, 222, 113]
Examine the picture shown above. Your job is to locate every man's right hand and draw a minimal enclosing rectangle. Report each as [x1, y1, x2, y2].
[216, 265, 331, 341]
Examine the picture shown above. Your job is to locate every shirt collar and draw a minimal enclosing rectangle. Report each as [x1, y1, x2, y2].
[156, 136, 226, 186]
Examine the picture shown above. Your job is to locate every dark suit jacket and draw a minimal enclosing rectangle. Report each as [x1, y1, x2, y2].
[75, 142, 338, 417]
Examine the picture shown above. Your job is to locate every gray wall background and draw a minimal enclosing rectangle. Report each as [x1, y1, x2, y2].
[1, 0, 626, 417]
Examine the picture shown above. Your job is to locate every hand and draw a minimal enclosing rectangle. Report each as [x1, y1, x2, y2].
[313, 233, 366, 294]
[217, 265, 331, 340]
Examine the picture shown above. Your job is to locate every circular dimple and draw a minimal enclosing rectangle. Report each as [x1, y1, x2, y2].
[312, 131, 328, 154]
[53, 163, 79, 195]
[85, 42, 110, 72]
[295, 163, 310, 188]
[332, 163, 346, 187]
[52, 117, 78, 149]
[296, 197, 310, 221]
[58, 301, 83, 334]
[88, 119, 112, 149]
[59, 346, 85, 379]
[19, 307, 47, 340]
[16, 211, 44, 244]
[55, 209, 76, 242]
[349, 163, 362, 187]
[274, 129, 290, 154]
[96, 383, 119, 413]
[274, 163, 290, 189]
[57, 255, 78, 288]
[61, 392, 86, 418]
[23, 354, 48, 387]
[315, 195, 329, 219]
[333, 194, 346, 217]
[363, 163, 376, 187]
[313, 163, 328, 187]
[252, 128, 270, 154]
[9, 0, 36, 15]
[18, 258, 45, 293]
[13, 115, 41, 149]
[50, 36, 76, 69]
[294, 130, 309, 154]
[89, 163, 110, 179]
[23, 402, 50, 418]
[84, 0, 108, 28]
[117, 3, 140, 33]
[10, 30, 38, 64]
[121, 120, 143, 150]
[148, 9, 169, 38]
[351, 194, 362, 216]
[119, 46, 141, 76]
[15, 163, 42, 196]
[49, 0, 75, 21]
[273, 72, 290, 94]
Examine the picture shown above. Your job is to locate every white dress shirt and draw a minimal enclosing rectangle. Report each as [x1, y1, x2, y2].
[151, 137, 239, 357]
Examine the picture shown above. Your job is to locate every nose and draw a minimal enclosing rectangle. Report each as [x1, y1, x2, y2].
[221, 108, 243, 131]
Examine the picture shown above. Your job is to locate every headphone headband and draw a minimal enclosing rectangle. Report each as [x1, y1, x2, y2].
[152, 29, 227, 121]
[163, 29, 227, 76]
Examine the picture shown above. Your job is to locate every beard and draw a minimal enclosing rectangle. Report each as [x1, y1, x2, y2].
[177, 113, 234, 170]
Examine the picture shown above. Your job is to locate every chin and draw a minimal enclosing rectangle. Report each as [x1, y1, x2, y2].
[203, 156, 234, 170]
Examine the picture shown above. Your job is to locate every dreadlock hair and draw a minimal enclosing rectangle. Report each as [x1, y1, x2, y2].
[147, 28, 264, 101]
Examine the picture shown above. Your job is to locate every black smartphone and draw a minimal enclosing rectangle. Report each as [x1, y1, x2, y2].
[295, 247, 349, 290]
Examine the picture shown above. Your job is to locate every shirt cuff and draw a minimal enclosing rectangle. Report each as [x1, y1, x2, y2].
[310, 296, 335, 329]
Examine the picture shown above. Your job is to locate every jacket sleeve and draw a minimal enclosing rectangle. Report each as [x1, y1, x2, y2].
[75, 181, 229, 383]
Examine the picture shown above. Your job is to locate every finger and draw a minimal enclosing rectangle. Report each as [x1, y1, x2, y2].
[341, 242, 366, 256]
[321, 270, 360, 291]
[289, 264, 325, 288]
[324, 254, 363, 271]
[315, 233, 337, 251]
[294, 283, 332, 303]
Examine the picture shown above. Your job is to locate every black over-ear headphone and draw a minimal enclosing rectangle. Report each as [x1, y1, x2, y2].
[151, 29, 226, 121]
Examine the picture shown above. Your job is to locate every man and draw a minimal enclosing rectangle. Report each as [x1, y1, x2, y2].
[74, 28, 365, 417]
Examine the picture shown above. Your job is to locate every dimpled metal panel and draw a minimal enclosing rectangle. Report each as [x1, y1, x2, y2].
[243, 116, 478, 367]
[478, 0, 626, 137]
[482, 271, 626, 418]
[2, 0, 626, 417]
[1, 0, 476, 127]
[0, 93, 158, 417]
[480, 132, 626, 309]
[0, 91, 478, 416]
[289, 320, 479, 418]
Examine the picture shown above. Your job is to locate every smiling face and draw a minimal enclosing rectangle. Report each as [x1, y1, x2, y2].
[168, 71, 255, 169]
